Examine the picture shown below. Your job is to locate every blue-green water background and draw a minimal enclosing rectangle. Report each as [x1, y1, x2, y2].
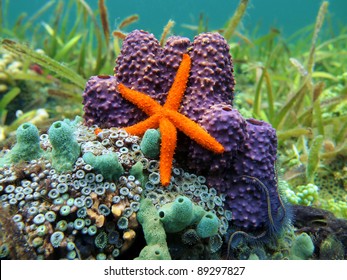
[3, 0, 347, 40]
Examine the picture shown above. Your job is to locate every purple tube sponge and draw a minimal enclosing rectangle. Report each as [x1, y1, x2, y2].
[186, 103, 248, 173]
[232, 118, 277, 180]
[82, 75, 143, 128]
[206, 118, 285, 235]
[219, 174, 286, 234]
[182, 33, 235, 122]
[159, 36, 191, 94]
[114, 30, 165, 103]
[82, 30, 236, 127]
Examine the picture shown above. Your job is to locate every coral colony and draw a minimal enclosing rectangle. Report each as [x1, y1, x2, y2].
[0, 30, 292, 260]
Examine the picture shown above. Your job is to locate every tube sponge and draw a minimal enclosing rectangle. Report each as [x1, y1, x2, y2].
[135, 198, 171, 260]
[196, 213, 220, 238]
[83, 152, 124, 182]
[48, 121, 80, 172]
[129, 161, 145, 185]
[158, 196, 193, 233]
[9, 123, 43, 164]
[140, 129, 160, 158]
[158, 196, 206, 233]
[289, 233, 315, 260]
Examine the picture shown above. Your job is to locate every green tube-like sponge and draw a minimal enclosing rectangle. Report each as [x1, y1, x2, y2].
[289, 233, 314, 260]
[48, 121, 80, 172]
[158, 196, 193, 233]
[135, 198, 171, 260]
[140, 129, 160, 158]
[9, 123, 43, 164]
[196, 212, 220, 238]
[129, 161, 145, 185]
[83, 152, 124, 182]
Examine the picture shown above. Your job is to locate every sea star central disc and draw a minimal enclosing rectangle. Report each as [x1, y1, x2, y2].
[117, 54, 224, 186]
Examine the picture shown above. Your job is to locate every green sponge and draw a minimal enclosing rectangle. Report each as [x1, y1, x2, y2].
[289, 233, 315, 260]
[140, 129, 160, 158]
[158, 196, 193, 233]
[135, 199, 171, 260]
[196, 213, 220, 238]
[129, 161, 145, 185]
[158, 196, 216, 237]
[8, 123, 43, 164]
[48, 120, 80, 172]
[83, 152, 124, 182]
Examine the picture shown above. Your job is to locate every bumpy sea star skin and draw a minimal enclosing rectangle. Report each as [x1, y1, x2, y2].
[117, 54, 224, 186]
[82, 29, 288, 238]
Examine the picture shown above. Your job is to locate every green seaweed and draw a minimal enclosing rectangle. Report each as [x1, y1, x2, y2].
[54, 34, 82, 61]
[77, 0, 104, 74]
[306, 135, 324, 184]
[307, 1, 329, 78]
[98, 0, 110, 48]
[1, 39, 85, 89]
[223, 0, 249, 41]
[0, 87, 20, 125]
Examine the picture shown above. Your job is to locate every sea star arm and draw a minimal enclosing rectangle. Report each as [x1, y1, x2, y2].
[159, 118, 177, 186]
[123, 114, 160, 136]
[166, 110, 224, 153]
[117, 83, 162, 115]
[164, 53, 191, 111]
[117, 52, 223, 186]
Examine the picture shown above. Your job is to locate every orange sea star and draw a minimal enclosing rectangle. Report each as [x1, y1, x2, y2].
[117, 53, 224, 186]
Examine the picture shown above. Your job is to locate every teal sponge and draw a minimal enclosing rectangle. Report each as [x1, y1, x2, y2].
[196, 213, 220, 238]
[129, 161, 145, 185]
[140, 129, 160, 158]
[289, 233, 315, 260]
[158, 196, 194, 233]
[83, 152, 124, 181]
[9, 123, 43, 164]
[135, 198, 171, 260]
[158, 196, 217, 237]
[48, 121, 80, 172]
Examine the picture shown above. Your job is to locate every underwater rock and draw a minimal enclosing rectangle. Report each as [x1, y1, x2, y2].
[319, 235, 345, 260]
[0, 118, 232, 260]
[293, 205, 347, 259]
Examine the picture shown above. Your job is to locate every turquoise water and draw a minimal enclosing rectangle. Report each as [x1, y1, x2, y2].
[4, 0, 347, 39]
